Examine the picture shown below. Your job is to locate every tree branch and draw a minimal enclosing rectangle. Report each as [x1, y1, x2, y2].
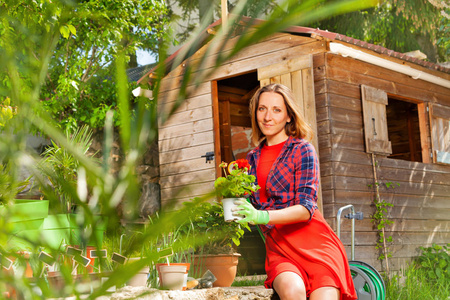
[83, 47, 108, 82]
[64, 35, 72, 74]
[81, 45, 98, 82]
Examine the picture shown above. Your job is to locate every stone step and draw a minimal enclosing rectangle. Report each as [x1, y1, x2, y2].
[90, 286, 275, 300]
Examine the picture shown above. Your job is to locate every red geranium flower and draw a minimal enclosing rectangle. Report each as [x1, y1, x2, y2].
[214, 159, 259, 198]
[235, 158, 251, 171]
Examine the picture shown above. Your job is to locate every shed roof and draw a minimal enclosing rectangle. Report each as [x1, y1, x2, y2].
[137, 16, 450, 84]
[127, 63, 156, 82]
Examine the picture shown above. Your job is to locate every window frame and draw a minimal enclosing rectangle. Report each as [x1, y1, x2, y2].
[361, 85, 432, 163]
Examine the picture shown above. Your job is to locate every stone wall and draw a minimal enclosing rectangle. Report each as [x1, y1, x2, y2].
[90, 129, 161, 219]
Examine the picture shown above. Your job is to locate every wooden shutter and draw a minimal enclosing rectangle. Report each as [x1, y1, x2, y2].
[257, 55, 318, 151]
[429, 104, 450, 164]
[257, 55, 322, 211]
[361, 85, 392, 155]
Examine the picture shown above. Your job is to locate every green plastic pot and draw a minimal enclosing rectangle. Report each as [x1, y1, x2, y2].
[43, 214, 107, 249]
[0, 199, 49, 250]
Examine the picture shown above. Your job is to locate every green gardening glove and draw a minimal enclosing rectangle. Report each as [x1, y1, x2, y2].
[234, 199, 269, 225]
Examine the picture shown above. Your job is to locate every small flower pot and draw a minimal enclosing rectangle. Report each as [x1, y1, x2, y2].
[156, 263, 190, 290]
[126, 258, 150, 287]
[222, 198, 244, 222]
[158, 265, 187, 290]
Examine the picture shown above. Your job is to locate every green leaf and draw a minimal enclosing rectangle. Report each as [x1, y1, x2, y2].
[60, 25, 70, 39]
[67, 24, 76, 36]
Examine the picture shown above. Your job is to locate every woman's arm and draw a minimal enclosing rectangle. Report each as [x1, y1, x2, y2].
[264, 142, 318, 225]
[235, 201, 311, 225]
[267, 204, 311, 225]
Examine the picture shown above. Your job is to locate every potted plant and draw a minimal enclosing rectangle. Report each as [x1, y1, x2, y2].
[144, 214, 192, 290]
[214, 159, 259, 197]
[179, 198, 250, 287]
[184, 159, 260, 287]
[0, 162, 49, 251]
[39, 125, 106, 252]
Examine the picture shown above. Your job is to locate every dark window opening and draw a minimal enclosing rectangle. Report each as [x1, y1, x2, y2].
[217, 72, 259, 163]
[386, 98, 422, 162]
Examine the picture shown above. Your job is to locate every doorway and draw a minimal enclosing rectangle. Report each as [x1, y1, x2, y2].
[215, 71, 259, 166]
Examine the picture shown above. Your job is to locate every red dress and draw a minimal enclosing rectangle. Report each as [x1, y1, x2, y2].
[255, 140, 357, 300]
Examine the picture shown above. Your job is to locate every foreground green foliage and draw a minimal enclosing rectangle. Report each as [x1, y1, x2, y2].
[0, 0, 377, 298]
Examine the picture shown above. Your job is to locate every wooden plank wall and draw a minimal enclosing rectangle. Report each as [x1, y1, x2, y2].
[315, 51, 450, 272]
[158, 83, 217, 207]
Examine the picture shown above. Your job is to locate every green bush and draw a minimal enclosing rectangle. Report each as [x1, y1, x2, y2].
[416, 243, 450, 283]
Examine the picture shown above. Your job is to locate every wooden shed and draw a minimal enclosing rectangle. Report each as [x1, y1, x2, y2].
[138, 18, 450, 273]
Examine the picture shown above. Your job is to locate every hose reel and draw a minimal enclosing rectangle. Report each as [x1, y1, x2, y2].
[338, 205, 386, 300]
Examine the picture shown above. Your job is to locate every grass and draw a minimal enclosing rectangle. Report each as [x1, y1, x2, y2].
[232, 274, 266, 287]
[385, 265, 450, 300]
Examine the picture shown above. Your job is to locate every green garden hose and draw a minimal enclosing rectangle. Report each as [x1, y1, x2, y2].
[350, 263, 385, 300]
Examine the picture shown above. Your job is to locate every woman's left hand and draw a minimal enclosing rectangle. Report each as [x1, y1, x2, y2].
[233, 199, 269, 225]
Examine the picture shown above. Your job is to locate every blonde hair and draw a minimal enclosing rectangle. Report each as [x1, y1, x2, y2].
[249, 83, 313, 145]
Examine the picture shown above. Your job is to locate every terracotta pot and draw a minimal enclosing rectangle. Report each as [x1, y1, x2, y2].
[158, 265, 187, 290]
[9, 252, 33, 278]
[85, 246, 96, 273]
[193, 253, 241, 287]
[47, 271, 66, 295]
[2, 264, 16, 299]
[156, 263, 190, 290]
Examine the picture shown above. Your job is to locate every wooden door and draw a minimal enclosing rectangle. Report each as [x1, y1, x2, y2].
[257, 55, 322, 211]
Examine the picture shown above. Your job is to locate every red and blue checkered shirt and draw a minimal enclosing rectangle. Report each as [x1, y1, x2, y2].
[247, 136, 319, 232]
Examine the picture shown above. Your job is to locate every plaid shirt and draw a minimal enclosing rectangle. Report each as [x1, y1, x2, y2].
[247, 136, 319, 232]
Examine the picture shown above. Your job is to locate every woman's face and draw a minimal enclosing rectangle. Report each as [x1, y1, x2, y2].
[256, 91, 291, 145]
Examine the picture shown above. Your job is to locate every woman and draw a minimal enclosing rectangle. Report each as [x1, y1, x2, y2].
[234, 84, 356, 300]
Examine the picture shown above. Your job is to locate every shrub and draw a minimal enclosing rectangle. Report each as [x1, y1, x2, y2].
[416, 243, 450, 283]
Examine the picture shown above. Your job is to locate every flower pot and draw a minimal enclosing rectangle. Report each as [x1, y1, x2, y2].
[126, 258, 150, 287]
[193, 253, 241, 287]
[47, 271, 68, 296]
[42, 213, 78, 249]
[43, 214, 107, 250]
[222, 198, 244, 222]
[0, 199, 49, 250]
[156, 263, 190, 290]
[158, 265, 187, 290]
[89, 271, 115, 292]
